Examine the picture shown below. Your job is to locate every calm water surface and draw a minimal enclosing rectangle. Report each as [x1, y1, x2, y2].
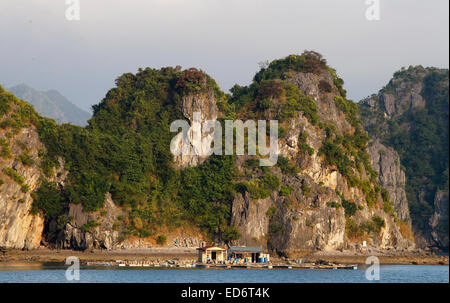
[0, 263, 448, 283]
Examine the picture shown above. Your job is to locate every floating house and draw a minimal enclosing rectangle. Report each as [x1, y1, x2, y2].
[228, 246, 269, 263]
[197, 246, 227, 263]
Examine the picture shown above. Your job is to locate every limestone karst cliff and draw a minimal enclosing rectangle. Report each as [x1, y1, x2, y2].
[229, 53, 414, 255]
[0, 124, 45, 250]
[367, 139, 410, 223]
[429, 190, 449, 250]
[0, 88, 68, 249]
[0, 53, 424, 253]
[359, 66, 449, 251]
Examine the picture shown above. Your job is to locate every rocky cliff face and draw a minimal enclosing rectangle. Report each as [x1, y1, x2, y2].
[228, 54, 414, 256]
[361, 66, 427, 126]
[52, 193, 122, 250]
[0, 126, 44, 249]
[232, 171, 347, 255]
[171, 90, 218, 168]
[367, 139, 410, 222]
[1, 55, 420, 253]
[428, 190, 449, 250]
[0, 91, 69, 250]
[359, 66, 449, 251]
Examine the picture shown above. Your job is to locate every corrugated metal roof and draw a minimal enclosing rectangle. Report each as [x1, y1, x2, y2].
[197, 246, 226, 251]
[229, 246, 263, 253]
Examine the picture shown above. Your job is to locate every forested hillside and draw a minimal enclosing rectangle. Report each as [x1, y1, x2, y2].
[359, 66, 449, 250]
[1, 52, 416, 253]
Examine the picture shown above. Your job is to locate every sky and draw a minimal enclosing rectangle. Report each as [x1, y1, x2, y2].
[0, 0, 448, 113]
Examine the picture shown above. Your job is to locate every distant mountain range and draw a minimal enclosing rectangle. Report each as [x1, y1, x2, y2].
[8, 84, 91, 126]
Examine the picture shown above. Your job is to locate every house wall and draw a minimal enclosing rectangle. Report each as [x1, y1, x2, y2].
[229, 251, 269, 263]
[198, 248, 226, 263]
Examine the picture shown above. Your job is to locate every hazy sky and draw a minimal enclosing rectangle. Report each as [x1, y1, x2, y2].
[0, 0, 448, 112]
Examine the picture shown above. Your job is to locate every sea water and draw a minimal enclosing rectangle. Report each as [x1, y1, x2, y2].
[0, 264, 447, 283]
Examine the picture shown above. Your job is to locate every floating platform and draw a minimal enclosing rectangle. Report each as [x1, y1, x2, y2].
[194, 263, 358, 270]
[99, 261, 357, 270]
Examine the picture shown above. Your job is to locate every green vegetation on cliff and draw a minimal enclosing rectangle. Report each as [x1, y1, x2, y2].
[0, 70, 236, 241]
[0, 51, 404, 247]
[359, 66, 449, 233]
[36, 67, 238, 239]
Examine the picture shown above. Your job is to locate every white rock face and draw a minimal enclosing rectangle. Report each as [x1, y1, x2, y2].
[172, 91, 218, 168]
[0, 127, 45, 249]
[0, 119, 68, 250]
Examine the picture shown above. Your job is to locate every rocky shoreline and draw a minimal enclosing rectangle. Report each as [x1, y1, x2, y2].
[1, 247, 448, 266]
